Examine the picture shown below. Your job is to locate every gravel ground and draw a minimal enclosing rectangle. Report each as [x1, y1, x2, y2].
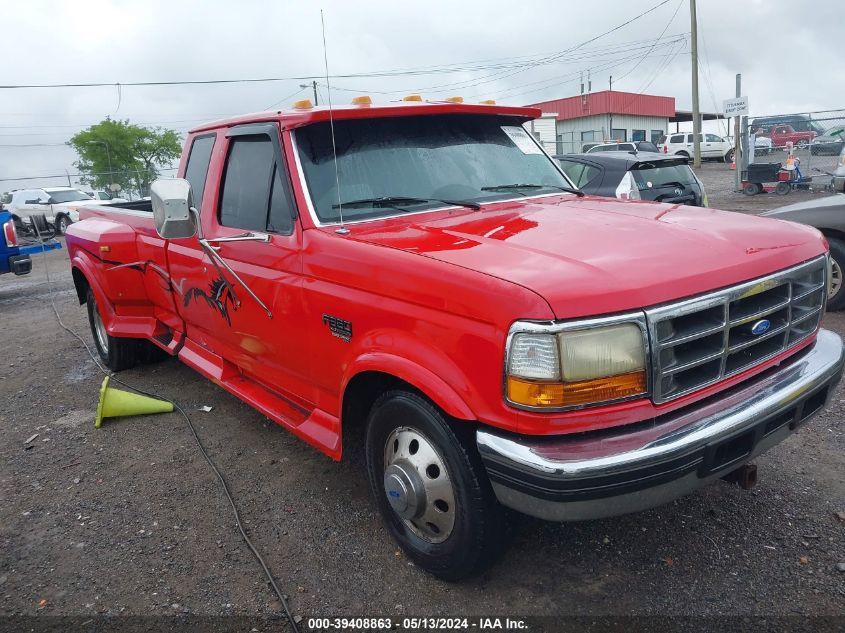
[1, 197, 844, 630]
[692, 148, 841, 214]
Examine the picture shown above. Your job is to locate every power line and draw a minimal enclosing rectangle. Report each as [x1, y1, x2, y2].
[0, 167, 178, 183]
[613, 0, 684, 84]
[1, 1, 674, 92]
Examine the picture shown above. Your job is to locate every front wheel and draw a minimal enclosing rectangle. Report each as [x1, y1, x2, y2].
[724, 149, 735, 163]
[775, 181, 791, 196]
[827, 238, 845, 311]
[795, 139, 809, 150]
[365, 390, 507, 580]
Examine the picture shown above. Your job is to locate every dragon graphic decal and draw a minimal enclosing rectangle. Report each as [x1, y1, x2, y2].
[182, 277, 238, 326]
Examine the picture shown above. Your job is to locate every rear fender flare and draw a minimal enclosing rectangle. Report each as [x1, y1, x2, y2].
[71, 253, 116, 332]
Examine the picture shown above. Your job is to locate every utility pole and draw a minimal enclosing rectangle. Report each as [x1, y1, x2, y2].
[608, 75, 613, 140]
[690, 0, 701, 168]
[734, 73, 741, 192]
[300, 81, 319, 105]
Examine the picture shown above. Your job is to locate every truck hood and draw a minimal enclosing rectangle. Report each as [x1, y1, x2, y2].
[345, 195, 827, 319]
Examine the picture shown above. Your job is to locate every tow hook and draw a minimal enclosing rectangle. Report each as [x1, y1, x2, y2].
[722, 463, 758, 490]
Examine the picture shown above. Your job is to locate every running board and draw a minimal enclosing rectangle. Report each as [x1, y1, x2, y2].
[178, 338, 341, 460]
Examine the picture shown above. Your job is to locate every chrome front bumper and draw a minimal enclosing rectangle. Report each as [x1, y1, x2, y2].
[477, 329, 844, 522]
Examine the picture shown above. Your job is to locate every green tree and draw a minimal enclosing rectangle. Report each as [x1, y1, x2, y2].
[68, 118, 182, 197]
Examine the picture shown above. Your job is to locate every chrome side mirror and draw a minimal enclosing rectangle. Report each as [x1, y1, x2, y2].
[150, 178, 197, 239]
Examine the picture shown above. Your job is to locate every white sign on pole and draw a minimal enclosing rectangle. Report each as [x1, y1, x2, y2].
[723, 96, 749, 117]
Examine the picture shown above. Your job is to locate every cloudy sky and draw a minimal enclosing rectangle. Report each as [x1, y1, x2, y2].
[2, 0, 843, 191]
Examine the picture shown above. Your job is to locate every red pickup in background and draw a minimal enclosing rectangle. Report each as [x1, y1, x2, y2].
[760, 124, 817, 150]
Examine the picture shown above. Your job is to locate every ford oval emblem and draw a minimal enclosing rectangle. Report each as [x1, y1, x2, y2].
[751, 319, 771, 336]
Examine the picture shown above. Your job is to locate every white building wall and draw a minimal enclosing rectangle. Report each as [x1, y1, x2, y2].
[524, 113, 558, 155]
[555, 114, 670, 153]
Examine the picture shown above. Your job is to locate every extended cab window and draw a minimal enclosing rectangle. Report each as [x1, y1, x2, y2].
[184, 135, 215, 208]
[219, 136, 294, 234]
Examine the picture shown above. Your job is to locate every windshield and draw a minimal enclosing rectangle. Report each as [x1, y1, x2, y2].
[294, 114, 573, 223]
[630, 161, 696, 189]
[47, 189, 92, 203]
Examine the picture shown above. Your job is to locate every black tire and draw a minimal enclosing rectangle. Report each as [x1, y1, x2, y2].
[724, 149, 735, 163]
[54, 214, 71, 235]
[675, 151, 690, 158]
[743, 182, 761, 196]
[796, 139, 809, 151]
[365, 390, 508, 580]
[826, 238, 845, 311]
[86, 288, 143, 371]
[775, 181, 791, 196]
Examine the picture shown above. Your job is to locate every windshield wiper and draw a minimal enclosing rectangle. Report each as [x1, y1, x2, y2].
[332, 196, 480, 210]
[652, 181, 688, 189]
[481, 183, 584, 197]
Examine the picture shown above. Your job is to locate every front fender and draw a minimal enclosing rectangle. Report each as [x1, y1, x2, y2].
[343, 351, 477, 421]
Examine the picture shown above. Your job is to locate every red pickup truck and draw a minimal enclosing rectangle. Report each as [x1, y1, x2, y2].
[762, 124, 817, 150]
[65, 100, 844, 579]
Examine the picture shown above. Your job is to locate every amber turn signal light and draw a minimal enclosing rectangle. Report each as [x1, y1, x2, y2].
[293, 99, 313, 109]
[507, 371, 646, 408]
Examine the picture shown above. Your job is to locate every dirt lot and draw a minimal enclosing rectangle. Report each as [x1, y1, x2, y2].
[694, 148, 841, 214]
[2, 188, 844, 631]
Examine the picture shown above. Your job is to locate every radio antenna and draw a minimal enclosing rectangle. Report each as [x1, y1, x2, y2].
[320, 10, 348, 235]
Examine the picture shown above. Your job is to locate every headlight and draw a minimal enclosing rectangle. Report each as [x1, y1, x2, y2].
[506, 320, 648, 409]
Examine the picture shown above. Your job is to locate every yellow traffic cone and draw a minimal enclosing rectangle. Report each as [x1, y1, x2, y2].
[95, 376, 174, 428]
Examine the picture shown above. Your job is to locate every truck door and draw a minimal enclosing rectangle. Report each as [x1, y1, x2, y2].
[166, 124, 313, 407]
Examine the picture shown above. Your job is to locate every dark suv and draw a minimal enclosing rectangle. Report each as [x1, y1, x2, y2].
[554, 151, 707, 207]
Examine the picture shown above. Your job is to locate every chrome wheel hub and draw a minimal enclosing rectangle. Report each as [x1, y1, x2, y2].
[830, 258, 842, 300]
[383, 427, 456, 544]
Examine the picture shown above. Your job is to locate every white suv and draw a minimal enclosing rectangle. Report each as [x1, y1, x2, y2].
[7, 187, 107, 234]
[662, 133, 734, 162]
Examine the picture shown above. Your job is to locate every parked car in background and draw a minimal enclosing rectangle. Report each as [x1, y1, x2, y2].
[555, 151, 708, 207]
[84, 189, 128, 203]
[7, 187, 108, 234]
[760, 124, 817, 151]
[725, 134, 773, 156]
[810, 127, 845, 156]
[762, 194, 845, 309]
[751, 115, 825, 136]
[584, 140, 660, 154]
[662, 132, 734, 162]
[835, 147, 845, 193]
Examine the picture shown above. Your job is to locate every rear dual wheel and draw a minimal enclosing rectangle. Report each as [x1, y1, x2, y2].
[365, 390, 509, 580]
[86, 288, 167, 371]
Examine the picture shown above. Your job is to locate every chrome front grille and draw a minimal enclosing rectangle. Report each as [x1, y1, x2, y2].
[646, 256, 827, 404]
